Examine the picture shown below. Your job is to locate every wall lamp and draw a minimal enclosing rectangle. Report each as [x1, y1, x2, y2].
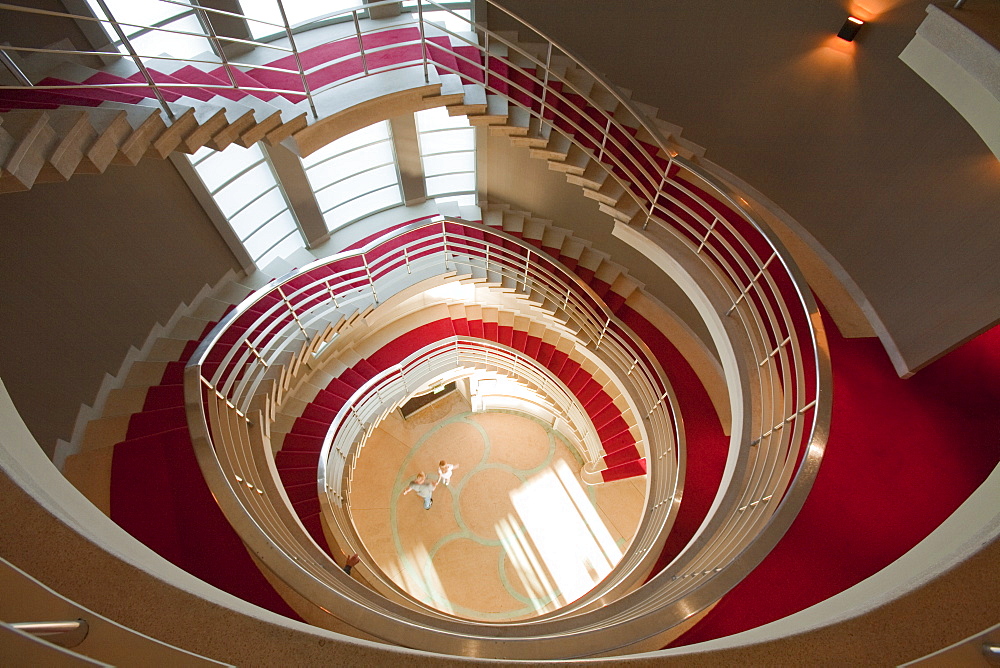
[837, 16, 865, 41]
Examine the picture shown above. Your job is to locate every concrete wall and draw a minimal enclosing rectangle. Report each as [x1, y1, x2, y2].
[0, 160, 242, 456]
[492, 0, 1000, 376]
[0, 0, 107, 81]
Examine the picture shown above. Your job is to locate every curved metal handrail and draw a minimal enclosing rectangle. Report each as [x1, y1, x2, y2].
[0, 0, 831, 656]
[315, 336, 609, 606]
[180, 211, 820, 660]
[190, 217, 675, 461]
[186, 214, 679, 489]
[323, 337, 602, 505]
[171, 5, 828, 655]
[183, 214, 687, 645]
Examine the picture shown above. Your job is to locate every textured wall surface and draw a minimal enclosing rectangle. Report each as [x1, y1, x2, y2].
[0, 160, 241, 455]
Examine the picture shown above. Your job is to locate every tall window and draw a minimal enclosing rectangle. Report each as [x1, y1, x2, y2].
[85, 0, 213, 59]
[415, 106, 476, 205]
[189, 144, 306, 269]
[302, 121, 403, 232]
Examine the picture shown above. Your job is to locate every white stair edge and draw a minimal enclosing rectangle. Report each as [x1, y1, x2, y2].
[56, 267, 242, 469]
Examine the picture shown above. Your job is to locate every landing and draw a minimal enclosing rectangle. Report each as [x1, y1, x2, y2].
[348, 391, 646, 621]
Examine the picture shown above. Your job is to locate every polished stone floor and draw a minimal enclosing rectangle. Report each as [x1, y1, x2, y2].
[348, 391, 646, 621]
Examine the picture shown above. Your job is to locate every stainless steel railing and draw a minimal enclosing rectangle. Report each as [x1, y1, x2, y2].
[316, 336, 611, 602]
[1, 0, 829, 656]
[190, 217, 675, 462]
[183, 215, 683, 640]
[323, 337, 601, 507]
[9, 620, 89, 649]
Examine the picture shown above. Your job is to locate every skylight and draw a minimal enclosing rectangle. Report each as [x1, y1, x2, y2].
[239, 0, 361, 39]
[401, 2, 473, 34]
[189, 143, 306, 269]
[85, 0, 213, 60]
[236, 2, 475, 41]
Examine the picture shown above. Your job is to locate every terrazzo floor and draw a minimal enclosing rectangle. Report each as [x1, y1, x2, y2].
[348, 391, 646, 621]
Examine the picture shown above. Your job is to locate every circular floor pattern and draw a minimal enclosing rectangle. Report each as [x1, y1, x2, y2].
[349, 396, 645, 622]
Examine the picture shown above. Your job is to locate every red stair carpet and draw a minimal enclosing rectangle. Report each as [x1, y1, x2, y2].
[110, 316, 301, 621]
[616, 305, 730, 576]
[670, 310, 1000, 646]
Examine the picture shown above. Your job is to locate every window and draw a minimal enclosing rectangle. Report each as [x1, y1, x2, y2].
[415, 106, 476, 201]
[401, 2, 473, 34]
[85, 0, 213, 60]
[302, 121, 403, 232]
[189, 143, 306, 269]
[239, 0, 361, 40]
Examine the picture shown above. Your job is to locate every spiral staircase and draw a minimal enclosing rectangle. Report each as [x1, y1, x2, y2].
[2, 2, 999, 665]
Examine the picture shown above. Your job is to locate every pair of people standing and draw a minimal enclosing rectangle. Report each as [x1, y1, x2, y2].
[402, 461, 459, 510]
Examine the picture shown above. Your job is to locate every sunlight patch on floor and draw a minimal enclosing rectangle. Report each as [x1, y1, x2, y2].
[508, 459, 621, 606]
[496, 515, 560, 614]
[398, 542, 454, 615]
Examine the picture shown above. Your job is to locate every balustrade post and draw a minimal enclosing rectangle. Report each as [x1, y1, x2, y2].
[483, 30, 490, 92]
[696, 217, 719, 254]
[643, 171, 670, 230]
[759, 336, 792, 367]
[726, 252, 776, 316]
[352, 10, 369, 76]
[646, 389, 669, 419]
[403, 245, 411, 274]
[597, 114, 613, 164]
[325, 279, 339, 308]
[417, 0, 429, 83]
[539, 42, 553, 118]
[197, 5, 239, 92]
[275, 0, 319, 119]
[442, 220, 450, 271]
[362, 252, 378, 304]
[92, 0, 175, 120]
[245, 340, 269, 368]
[0, 49, 31, 86]
[276, 285, 308, 336]
[350, 405, 364, 430]
[523, 250, 532, 294]
[594, 315, 611, 350]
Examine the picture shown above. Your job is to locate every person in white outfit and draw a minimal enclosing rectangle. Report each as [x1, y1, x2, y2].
[438, 460, 459, 486]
